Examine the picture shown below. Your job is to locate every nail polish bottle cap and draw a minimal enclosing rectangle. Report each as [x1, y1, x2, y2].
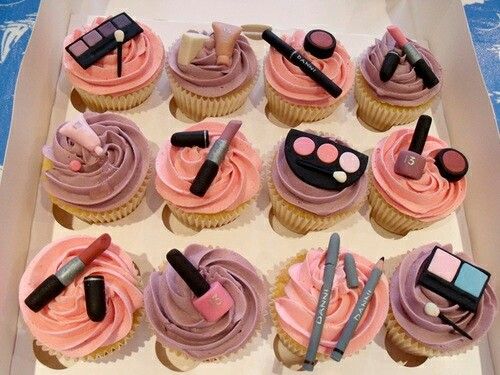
[408, 115, 432, 154]
[167, 249, 210, 297]
[303, 29, 336, 59]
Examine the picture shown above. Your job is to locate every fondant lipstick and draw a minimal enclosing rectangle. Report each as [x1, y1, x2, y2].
[24, 234, 111, 312]
[190, 120, 241, 197]
[262, 29, 342, 98]
[167, 249, 234, 322]
[387, 25, 439, 89]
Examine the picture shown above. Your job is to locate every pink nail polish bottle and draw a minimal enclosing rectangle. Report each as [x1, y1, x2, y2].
[394, 115, 432, 180]
[167, 249, 234, 322]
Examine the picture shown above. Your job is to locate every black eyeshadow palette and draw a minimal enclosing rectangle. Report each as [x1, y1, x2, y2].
[284, 129, 368, 191]
[65, 12, 143, 69]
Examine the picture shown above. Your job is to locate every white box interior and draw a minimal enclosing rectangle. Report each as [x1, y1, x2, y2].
[1, 1, 498, 374]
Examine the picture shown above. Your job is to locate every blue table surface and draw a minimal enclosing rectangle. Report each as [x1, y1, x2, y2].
[0, 0, 498, 168]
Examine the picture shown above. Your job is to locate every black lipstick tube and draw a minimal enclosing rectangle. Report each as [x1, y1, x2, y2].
[262, 29, 342, 98]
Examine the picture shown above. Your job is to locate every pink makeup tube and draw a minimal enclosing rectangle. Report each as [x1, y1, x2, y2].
[167, 249, 234, 322]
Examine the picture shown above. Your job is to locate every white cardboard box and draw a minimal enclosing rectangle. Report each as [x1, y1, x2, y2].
[1, 0, 499, 374]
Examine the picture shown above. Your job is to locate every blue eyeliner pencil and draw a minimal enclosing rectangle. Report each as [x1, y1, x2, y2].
[301, 233, 340, 371]
[331, 257, 385, 362]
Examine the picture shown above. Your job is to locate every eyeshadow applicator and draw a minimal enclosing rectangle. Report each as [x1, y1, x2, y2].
[262, 29, 342, 98]
[114, 30, 124, 77]
[302, 233, 340, 371]
[190, 120, 241, 197]
[24, 234, 111, 312]
[424, 302, 472, 340]
[387, 25, 439, 89]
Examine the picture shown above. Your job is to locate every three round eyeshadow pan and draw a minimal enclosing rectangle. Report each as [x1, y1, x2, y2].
[293, 136, 361, 173]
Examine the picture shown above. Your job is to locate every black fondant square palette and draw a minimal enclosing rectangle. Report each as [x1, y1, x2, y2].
[284, 129, 368, 191]
[65, 12, 143, 69]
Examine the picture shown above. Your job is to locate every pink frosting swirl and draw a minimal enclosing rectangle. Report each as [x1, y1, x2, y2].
[155, 122, 261, 214]
[63, 17, 165, 96]
[18, 236, 143, 359]
[275, 249, 389, 355]
[359, 32, 442, 107]
[371, 129, 467, 221]
[264, 30, 355, 106]
[167, 31, 258, 97]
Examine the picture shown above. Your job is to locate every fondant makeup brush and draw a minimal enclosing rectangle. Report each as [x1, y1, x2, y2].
[424, 302, 472, 340]
[114, 29, 125, 77]
[296, 159, 348, 183]
[24, 234, 112, 312]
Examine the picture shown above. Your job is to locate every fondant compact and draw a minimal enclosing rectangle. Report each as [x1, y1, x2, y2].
[284, 129, 368, 191]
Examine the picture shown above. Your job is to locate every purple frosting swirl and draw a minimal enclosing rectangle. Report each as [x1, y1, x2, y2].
[167, 31, 258, 97]
[359, 32, 443, 107]
[144, 244, 266, 360]
[271, 136, 368, 216]
[42, 112, 150, 212]
[390, 243, 498, 352]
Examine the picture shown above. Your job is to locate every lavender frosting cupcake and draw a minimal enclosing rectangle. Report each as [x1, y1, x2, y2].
[42, 112, 150, 223]
[144, 244, 266, 362]
[167, 22, 258, 121]
[386, 243, 497, 357]
[356, 31, 443, 131]
[269, 130, 368, 234]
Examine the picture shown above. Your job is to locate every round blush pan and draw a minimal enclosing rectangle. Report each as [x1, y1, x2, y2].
[434, 148, 468, 182]
[339, 152, 360, 173]
[293, 137, 315, 156]
[317, 143, 338, 163]
[304, 29, 336, 59]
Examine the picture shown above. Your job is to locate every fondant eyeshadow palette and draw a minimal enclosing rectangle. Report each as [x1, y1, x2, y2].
[284, 129, 368, 191]
[418, 246, 490, 312]
[65, 12, 143, 69]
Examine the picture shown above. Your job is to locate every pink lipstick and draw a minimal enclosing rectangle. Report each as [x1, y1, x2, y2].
[24, 234, 111, 312]
[167, 249, 234, 322]
[387, 25, 439, 89]
[190, 120, 242, 197]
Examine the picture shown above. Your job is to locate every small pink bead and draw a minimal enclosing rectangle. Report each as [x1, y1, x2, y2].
[69, 160, 82, 172]
[293, 137, 315, 156]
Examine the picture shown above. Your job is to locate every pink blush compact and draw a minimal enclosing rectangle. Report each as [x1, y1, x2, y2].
[304, 29, 336, 59]
[285, 129, 368, 191]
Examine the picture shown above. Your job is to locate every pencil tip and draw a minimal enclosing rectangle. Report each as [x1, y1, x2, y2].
[380, 257, 385, 261]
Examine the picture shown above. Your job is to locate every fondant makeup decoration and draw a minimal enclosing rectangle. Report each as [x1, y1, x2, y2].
[59, 115, 104, 156]
[434, 148, 468, 182]
[177, 32, 212, 65]
[424, 302, 472, 340]
[380, 49, 400, 82]
[114, 29, 124, 77]
[171, 130, 210, 148]
[65, 12, 143, 69]
[84, 275, 106, 322]
[304, 29, 336, 59]
[284, 129, 368, 191]
[212, 22, 242, 66]
[418, 246, 491, 312]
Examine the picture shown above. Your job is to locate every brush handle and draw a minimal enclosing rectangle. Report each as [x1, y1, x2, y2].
[117, 43, 123, 77]
[439, 313, 472, 340]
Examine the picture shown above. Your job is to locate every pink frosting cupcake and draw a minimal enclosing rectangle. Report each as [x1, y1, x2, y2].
[369, 128, 467, 235]
[63, 16, 165, 111]
[271, 248, 389, 361]
[155, 121, 261, 228]
[18, 236, 143, 361]
[264, 30, 355, 125]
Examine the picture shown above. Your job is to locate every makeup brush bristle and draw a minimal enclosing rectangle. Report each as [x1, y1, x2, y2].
[114, 30, 125, 42]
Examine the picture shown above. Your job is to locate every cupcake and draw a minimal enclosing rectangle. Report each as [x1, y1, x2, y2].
[386, 243, 497, 357]
[356, 29, 443, 131]
[369, 125, 467, 235]
[269, 129, 368, 234]
[264, 30, 354, 125]
[155, 121, 261, 229]
[144, 244, 266, 362]
[167, 22, 258, 121]
[42, 112, 151, 223]
[271, 247, 389, 360]
[63, 14, 165, 111]
[18, 235, 143, 361]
